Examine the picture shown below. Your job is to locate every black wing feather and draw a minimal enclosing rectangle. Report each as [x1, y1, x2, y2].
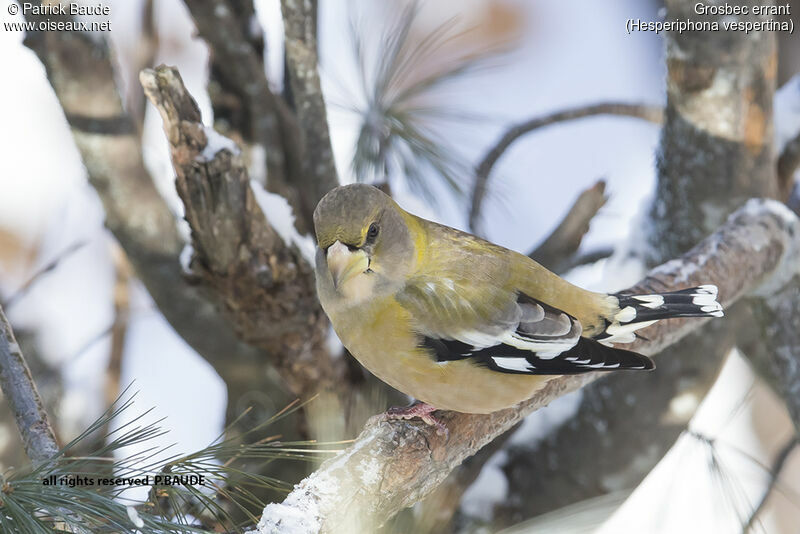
[422, 335, 654, 375]
[420, 291, 654, 375]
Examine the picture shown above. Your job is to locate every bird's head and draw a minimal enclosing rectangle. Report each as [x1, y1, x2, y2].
[313, 184, 417, 299]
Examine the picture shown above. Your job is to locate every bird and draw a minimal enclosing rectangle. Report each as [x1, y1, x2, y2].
[312, 184, 723, 429]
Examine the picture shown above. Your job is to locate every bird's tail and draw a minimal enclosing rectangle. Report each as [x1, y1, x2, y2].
[597, 285, 723, 344]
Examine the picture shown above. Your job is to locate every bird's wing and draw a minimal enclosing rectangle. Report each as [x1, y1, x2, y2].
[397, 279, 652, 375]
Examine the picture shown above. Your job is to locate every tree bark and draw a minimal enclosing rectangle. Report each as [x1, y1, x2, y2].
[186, 0, 311, 233]
[140, 66, 348, 401]
[778, 129, 800, 200]
[0, 306, 59, 464]
[647, 0, 778, 260]
[742, 284, 800, 431]
[281, 0, 340, 213]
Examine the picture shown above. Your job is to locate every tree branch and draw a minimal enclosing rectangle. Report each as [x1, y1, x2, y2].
[185, 0, 311, 233]
[740, 280, 800, 432]
[0, 305, 59, 464]
[140, 65, 348, 400]
[778, 130, 800, 200]
[647, 0, 779, 262]
[256, 199, 800, 533]
[406, 424, 519, 534]
[497, 314, 736, 524]
[280, 0, 340, 203]
[559, 246, 614, 272]
[469, 103, 663, 233]
[528, 179, 608, 272]
[22, 19, 296, 427]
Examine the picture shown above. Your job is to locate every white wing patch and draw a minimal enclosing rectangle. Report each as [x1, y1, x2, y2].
[491, 357, 535, 372]
[449, 298, 582, 355]
[605, 320, 657, 337]
[632, 295, 664, 309]
[453, 328, 579, 354]
[604, 285, 724, 344]
[615, 306, 637, 323]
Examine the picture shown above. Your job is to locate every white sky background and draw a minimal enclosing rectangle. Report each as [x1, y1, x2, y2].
[0, 0, 799, 531]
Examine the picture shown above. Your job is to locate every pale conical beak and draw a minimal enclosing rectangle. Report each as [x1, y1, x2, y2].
[327, 240, 369, 289]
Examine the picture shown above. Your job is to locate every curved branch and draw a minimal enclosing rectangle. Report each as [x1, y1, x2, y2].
[469, 103, 663, 232]
[256, 199, 800, 533]
[0, 306, 59, 464]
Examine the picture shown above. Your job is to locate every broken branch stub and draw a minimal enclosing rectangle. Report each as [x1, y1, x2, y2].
[140, 66, 347, 398]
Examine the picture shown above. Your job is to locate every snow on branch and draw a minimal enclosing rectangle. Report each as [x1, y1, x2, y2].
[256, 199, 800, 534]
[140, 65, 348, 400]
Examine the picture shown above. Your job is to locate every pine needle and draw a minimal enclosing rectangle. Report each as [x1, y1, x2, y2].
[0, 385, 342, 533]
[345, 2, 505, 204]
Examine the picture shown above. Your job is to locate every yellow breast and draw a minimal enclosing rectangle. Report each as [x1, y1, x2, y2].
[329, 297, 551, 414]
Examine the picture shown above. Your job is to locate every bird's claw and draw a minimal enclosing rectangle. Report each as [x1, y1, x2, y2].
[375, 402, 449, 437]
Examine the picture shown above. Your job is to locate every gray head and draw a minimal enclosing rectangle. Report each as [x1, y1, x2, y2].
[313, 184, 416, 299]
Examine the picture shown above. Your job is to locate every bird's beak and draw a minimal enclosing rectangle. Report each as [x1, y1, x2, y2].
[326, 240, 369, 289]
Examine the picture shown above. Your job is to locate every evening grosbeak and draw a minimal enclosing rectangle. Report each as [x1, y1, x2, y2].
[313, 184, 722, 426]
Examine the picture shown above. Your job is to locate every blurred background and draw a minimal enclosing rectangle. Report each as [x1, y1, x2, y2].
[1, 0, 800, 532]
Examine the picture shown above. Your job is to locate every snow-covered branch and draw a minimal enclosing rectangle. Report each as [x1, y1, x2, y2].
[256, 199, 800, 533]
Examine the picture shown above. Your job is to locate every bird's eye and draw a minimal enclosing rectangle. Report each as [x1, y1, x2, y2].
[367, 223, 379, 241]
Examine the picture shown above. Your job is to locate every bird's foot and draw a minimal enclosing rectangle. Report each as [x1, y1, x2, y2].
[377, 402, 448, 436]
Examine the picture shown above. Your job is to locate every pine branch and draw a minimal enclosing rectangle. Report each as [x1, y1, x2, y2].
[347, 3, 501, 203]
[742, 435, 799, 533]
[0, 388, 338, 533]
